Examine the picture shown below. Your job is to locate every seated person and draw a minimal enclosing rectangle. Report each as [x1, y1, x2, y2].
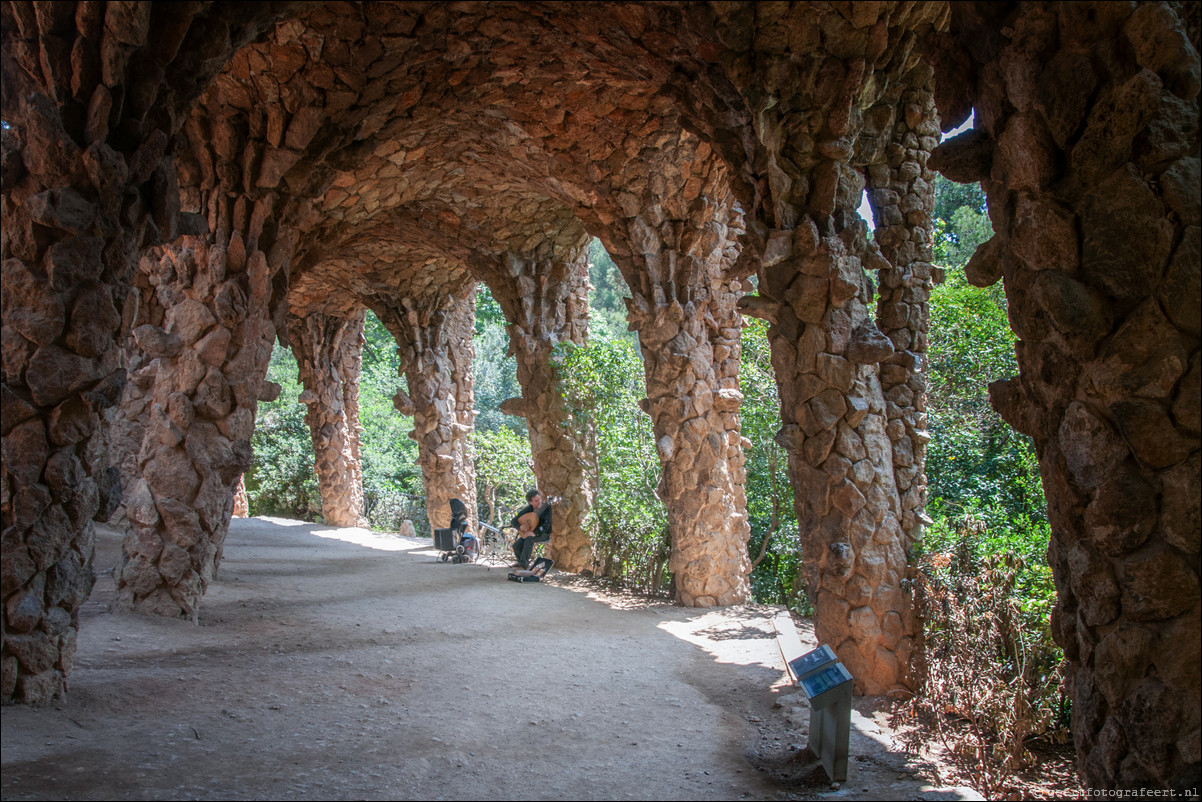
[449, 498, 469, 533]
[510, 488, 551, 569]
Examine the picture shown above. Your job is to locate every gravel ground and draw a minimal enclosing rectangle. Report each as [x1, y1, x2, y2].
[1, 517, 978, 801]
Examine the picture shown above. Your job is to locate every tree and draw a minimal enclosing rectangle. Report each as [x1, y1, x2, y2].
[473, 285, 526, 437]
[248, 342, 321, 519]
[926, 175, 1048, 554]
[358, 310, 426, 529]
[473, 427, 536, 526]
[587, 239, 635, 342]
[557, 335, 670, 593]
[739, 317, 803, 609]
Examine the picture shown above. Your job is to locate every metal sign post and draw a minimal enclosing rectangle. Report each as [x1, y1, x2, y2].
[792, 644, 853, 782]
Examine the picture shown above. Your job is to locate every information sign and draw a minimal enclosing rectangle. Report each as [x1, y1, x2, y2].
[789, 643, 836, 682]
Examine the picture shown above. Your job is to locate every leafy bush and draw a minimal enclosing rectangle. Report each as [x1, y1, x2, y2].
[473, 426, 536, 527]
[893, 174, 1067, 797]
[740, 317, 805, 612]
[247, 343, 321, 520]
[358, 312, 426, 530]
[473, 287, 527, 437]
[898, 515, 1066, 798]
[557, 335, 671, 595]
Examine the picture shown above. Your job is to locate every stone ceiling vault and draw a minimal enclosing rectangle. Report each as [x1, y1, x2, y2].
[174, 1, 758, 319]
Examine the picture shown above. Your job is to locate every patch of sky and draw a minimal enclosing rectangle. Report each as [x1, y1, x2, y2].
[856, 111, 975, 231]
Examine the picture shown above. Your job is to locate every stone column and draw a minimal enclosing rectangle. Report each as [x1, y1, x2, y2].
[932, 2, 1200, 789]
[752, 206, 915, 694]
[1, 27, 171, 704]
[113, 232, 283, 620]
[865, 87, 939, 546]
[0, 0, 290, 699]
[600, 142, 752, 607]
[482, 241, 596, 573]
[704, 1, 954, 690]
[231, 475, 250, 518]
[0, 123, 122, 703]
[289, 308, 368, 528]
[377, 291, 477, 535]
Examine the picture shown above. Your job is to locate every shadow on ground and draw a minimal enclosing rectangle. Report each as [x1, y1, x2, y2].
[1, 517, 980, 801]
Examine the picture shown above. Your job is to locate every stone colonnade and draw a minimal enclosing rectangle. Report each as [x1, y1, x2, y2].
[600, 133, 753, 607]
[0, 2, 286, 699]
[289, 308, 368, 529]
[482, 240, 596, 573]
[376, 292, 478, 534]
[930, 2, 1200, 789]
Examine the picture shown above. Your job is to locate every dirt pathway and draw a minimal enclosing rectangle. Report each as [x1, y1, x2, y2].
[1, 518, 979, 801]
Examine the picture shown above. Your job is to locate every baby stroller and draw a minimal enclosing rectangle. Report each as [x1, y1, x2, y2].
[434, 498, 478, 563]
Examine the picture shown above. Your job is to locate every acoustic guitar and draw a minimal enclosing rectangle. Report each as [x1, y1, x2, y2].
[516, 496, 562, 538]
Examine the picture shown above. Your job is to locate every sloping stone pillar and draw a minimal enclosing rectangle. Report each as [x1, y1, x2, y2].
[865, 87, 939, 546]
[377, 291, 477, 535]
[481, 238, 596, 572]
[113, 231, 284, 620]
[289, 308, 367, 528]
[932, 2, 1201, 789]
[599, 137, 752, 607]
[232, 475, 249, 518]
[0, 2, 286, 701]
[753, 209, 915, 694]
[722, 4, 954, 692]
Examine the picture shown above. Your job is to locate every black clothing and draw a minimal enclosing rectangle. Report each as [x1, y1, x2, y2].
[511, 503, 551, 568]
[510, 503, 552, 536]
[449, 498, 468, 532]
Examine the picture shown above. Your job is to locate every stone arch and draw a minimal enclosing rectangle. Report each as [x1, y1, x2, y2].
[2, 6, 1197, 793]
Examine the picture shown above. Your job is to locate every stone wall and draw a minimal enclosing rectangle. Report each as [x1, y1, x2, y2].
[289, 308, 367, 529]
[929, 1, 1200, 789]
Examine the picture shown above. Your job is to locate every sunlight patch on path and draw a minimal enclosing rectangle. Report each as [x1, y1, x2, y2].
[259, 516, 429, 552]
[658, 606, 790, 678]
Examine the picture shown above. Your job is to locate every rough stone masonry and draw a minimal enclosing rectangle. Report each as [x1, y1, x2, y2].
[1, 2, 1197, 792]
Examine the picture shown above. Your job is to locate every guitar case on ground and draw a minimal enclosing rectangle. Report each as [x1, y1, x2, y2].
[508, 557, 554, 583]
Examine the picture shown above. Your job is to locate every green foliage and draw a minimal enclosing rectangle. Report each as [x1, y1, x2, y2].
[927, 175, 1047, 534]
[904, 175, 1065, 793]
[474, 426, 536, 526]
[473, 286, 526, 437]
[739, 317, 804, 612]
[474, 282, 507, 332]
[358, 311, 426, 530]
[587, 239, 635, 343]
[557, 335, 671, 595]
[933, 174, 987, 224]
[247, 343, 321, 520]
[900, 519, 1066, 798]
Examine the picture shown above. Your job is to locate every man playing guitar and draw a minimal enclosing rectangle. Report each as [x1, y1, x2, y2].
[511, 488, 553, 569]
